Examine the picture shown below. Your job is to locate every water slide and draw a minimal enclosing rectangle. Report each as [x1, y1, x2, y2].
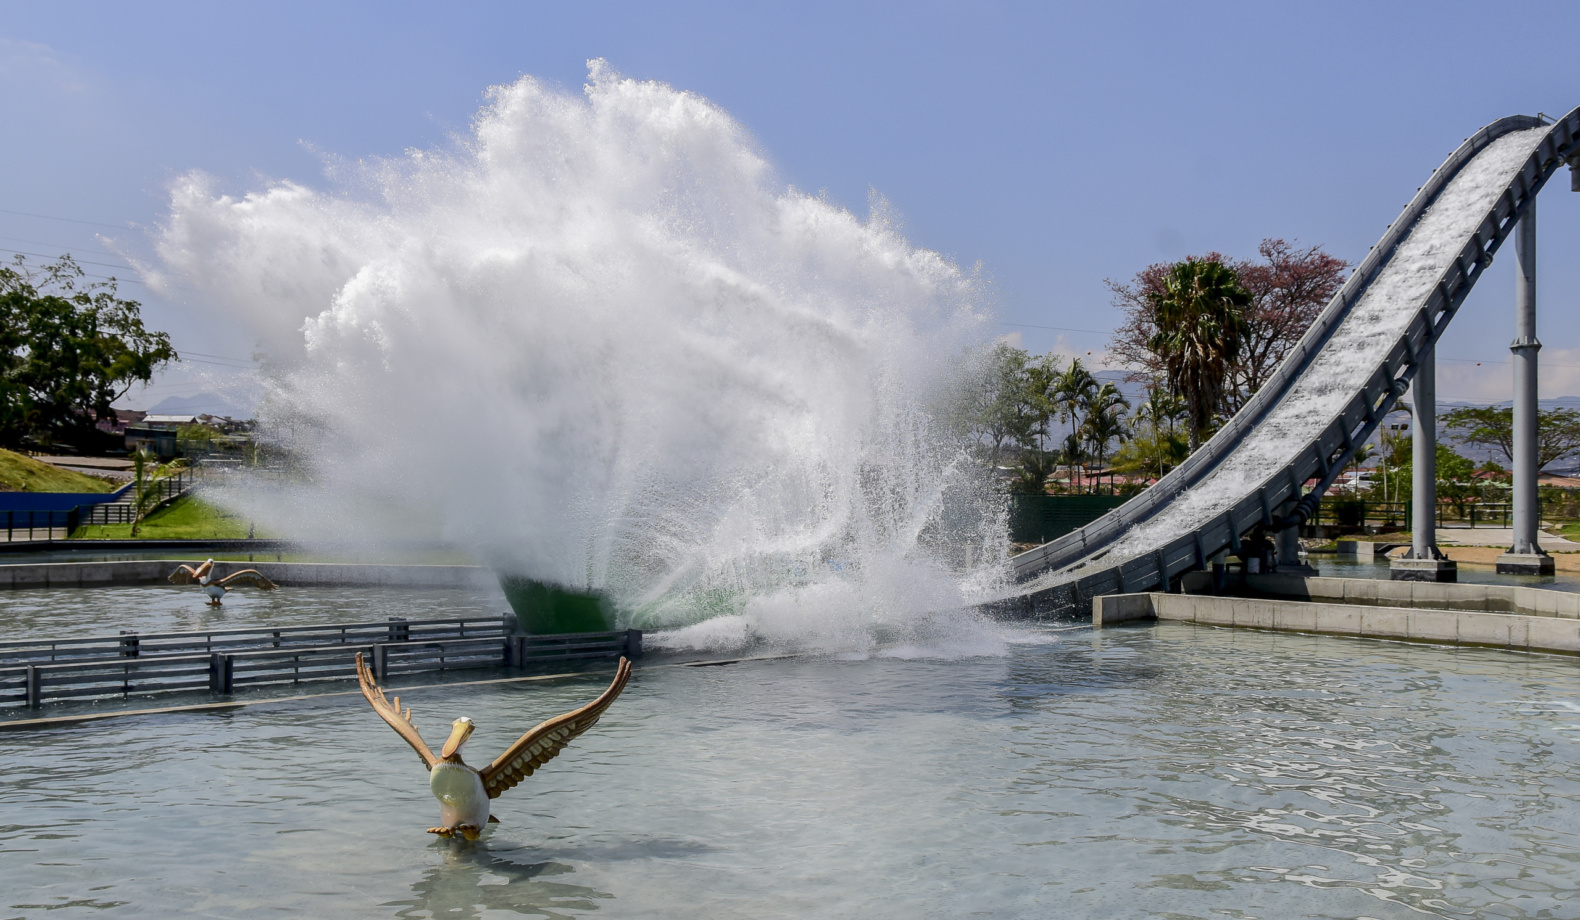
[1006, 108, 1580, 616]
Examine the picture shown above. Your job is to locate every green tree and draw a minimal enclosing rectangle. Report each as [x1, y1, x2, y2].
[129, 448, 186, 537]
[1118, 382, 1189, 480]
[1081, 382, 1131, 474]
[0, 255, 176, 449]
[1134, 383, 1189, 441]
[964, 343, 1036, 465]
[1052, 358, 1098, 490]
[1439, 405, 1580, 472]
[1391, 442, 1485, 521]
[1144, 258, 1250, 452]
[1113, 427, 1188, 480]
[1345, 442, 1376, 493]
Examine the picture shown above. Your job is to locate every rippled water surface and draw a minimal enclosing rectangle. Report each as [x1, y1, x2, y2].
[5, 619, 1580, 918]
[0, 583, 507, 637]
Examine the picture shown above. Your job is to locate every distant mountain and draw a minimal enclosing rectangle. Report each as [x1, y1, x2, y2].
[143, 393, 252, 419]
[1440, 396, 1580, 411]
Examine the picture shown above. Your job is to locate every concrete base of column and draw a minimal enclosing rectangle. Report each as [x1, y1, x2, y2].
[1273, 563, 1320, 576]
[1495, 551, 1554, 576]
[1390, 556, 1458, 582]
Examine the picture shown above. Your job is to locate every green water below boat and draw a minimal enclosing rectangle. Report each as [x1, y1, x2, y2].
[498, 577, 616, 634]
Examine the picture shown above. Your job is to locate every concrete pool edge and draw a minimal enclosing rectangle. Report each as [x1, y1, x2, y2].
[1096, 591, 1580, 655]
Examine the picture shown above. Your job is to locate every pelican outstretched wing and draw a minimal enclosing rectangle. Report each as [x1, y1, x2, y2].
[168, 565, 201, 585]
[479, 657, 632, 799]
[356, 652, 439, 770]
[218, 569, 278, 591]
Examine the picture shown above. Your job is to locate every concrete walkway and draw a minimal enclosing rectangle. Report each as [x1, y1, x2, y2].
[1435, 527, 1580, 549]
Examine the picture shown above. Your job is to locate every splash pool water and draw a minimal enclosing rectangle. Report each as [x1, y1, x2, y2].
[5, 618, 1580, 919]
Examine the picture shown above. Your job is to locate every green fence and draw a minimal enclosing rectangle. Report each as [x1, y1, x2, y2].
[1008, 494, 1129, 545]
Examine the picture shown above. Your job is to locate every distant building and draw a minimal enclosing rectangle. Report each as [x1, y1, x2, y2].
[124, 425, 179, 459]
[141, 414, 200, 430]
[95, 408, 147, 436]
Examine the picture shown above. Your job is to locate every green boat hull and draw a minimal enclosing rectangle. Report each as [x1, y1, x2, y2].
[499, 577, 616, 635]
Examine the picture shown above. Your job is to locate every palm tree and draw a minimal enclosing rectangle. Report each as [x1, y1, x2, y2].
[1135, 383, 1189, 440]
[1346, 442, 1376, 494]
[1146, 259, 1250, 452]
[1128, 383, 1190, 480]
[1082, 382, 1132, 490]
[1053, 359, 1097, 491]
[129, 448, 186, 537]
[1027, 353, 1064, 453]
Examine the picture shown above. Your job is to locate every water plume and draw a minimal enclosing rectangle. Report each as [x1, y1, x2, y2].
[153, 61, 1007, 644]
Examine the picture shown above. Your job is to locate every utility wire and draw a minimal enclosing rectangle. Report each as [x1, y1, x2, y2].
[999, 321, 1112, 335]
[0, 246, 137, 273]
[0, 234, 125, 259]
[0, 207, 129, 229]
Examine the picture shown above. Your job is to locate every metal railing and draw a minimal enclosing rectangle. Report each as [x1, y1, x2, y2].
[78, 468, 196, 526]
[0, 468, 198, 543]
[0, 617, 642, 709]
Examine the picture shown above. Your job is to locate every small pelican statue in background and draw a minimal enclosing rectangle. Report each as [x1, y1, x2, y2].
[356, 653, 632, 840]
[168, 558, 279, 605]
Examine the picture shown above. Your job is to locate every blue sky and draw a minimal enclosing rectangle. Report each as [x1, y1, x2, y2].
[1, 0, 1578, 413]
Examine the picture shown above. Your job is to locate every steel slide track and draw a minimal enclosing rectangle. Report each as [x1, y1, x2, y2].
[1006, 108, 1580, 616]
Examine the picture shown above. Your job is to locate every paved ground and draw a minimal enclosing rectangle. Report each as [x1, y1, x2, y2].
[1435, 526, 1580, 550]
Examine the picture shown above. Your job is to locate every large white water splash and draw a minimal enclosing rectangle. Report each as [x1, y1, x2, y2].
[152, 62, 1010, 650]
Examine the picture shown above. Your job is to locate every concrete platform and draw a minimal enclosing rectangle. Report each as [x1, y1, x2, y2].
[1497, 552, 1556, 575]
[1390, 556, 1458, 582]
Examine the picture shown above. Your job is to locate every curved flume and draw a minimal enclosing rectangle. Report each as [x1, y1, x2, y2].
[1008, 108, 1580, 615]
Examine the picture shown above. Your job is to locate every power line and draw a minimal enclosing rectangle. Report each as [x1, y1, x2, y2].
[0, 207, 129, 230]
[999, 321, 1112, 336]
[0, 234, 125, 259]
[0, 247, 136, 273]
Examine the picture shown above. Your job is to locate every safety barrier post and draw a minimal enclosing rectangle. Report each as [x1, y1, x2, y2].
[209, 653, 234, 694]
[25, 666, 41, 708]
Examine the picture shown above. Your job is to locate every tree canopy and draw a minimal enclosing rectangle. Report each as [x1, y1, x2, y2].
[1108, 239, 1347, 415]
[1439, 405, 1580, 472]
[958, 344, 1142, 493]
[0, 255, 176, 449]
[1144, 258, 1250, 451]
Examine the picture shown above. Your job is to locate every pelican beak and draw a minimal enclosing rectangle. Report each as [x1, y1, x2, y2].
[440, 717, 475, 760]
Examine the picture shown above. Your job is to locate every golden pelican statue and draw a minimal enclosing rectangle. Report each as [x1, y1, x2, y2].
[169, 558, 279, 605]
[355, 652, 633, 840]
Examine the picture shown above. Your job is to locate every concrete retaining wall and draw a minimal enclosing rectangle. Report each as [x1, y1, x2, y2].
[1095, 591, 1580, 655]
[0, 560, 496, 590]
[1191, 571, 1580, 618]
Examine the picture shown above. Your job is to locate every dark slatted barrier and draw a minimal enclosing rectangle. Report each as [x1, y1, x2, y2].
[0, 617, 641, 708]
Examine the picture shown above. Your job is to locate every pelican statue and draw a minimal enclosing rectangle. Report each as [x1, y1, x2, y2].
[168, 558, 278, 605]
[355, 652, 632, 840]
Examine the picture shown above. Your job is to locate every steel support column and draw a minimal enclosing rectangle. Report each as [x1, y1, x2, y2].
[1393, 344, 1456, 580]
[1500, 202, 1554, 574]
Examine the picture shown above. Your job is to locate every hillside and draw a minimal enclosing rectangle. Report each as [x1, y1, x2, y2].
[0, 449, 117, 493]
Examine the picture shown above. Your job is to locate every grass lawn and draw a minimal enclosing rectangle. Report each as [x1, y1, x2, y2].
[71, 495, 263, 540]
[0, 448, 117, 493]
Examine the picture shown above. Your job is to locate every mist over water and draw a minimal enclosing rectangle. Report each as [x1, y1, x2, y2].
[153, 62, 1009, 649]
